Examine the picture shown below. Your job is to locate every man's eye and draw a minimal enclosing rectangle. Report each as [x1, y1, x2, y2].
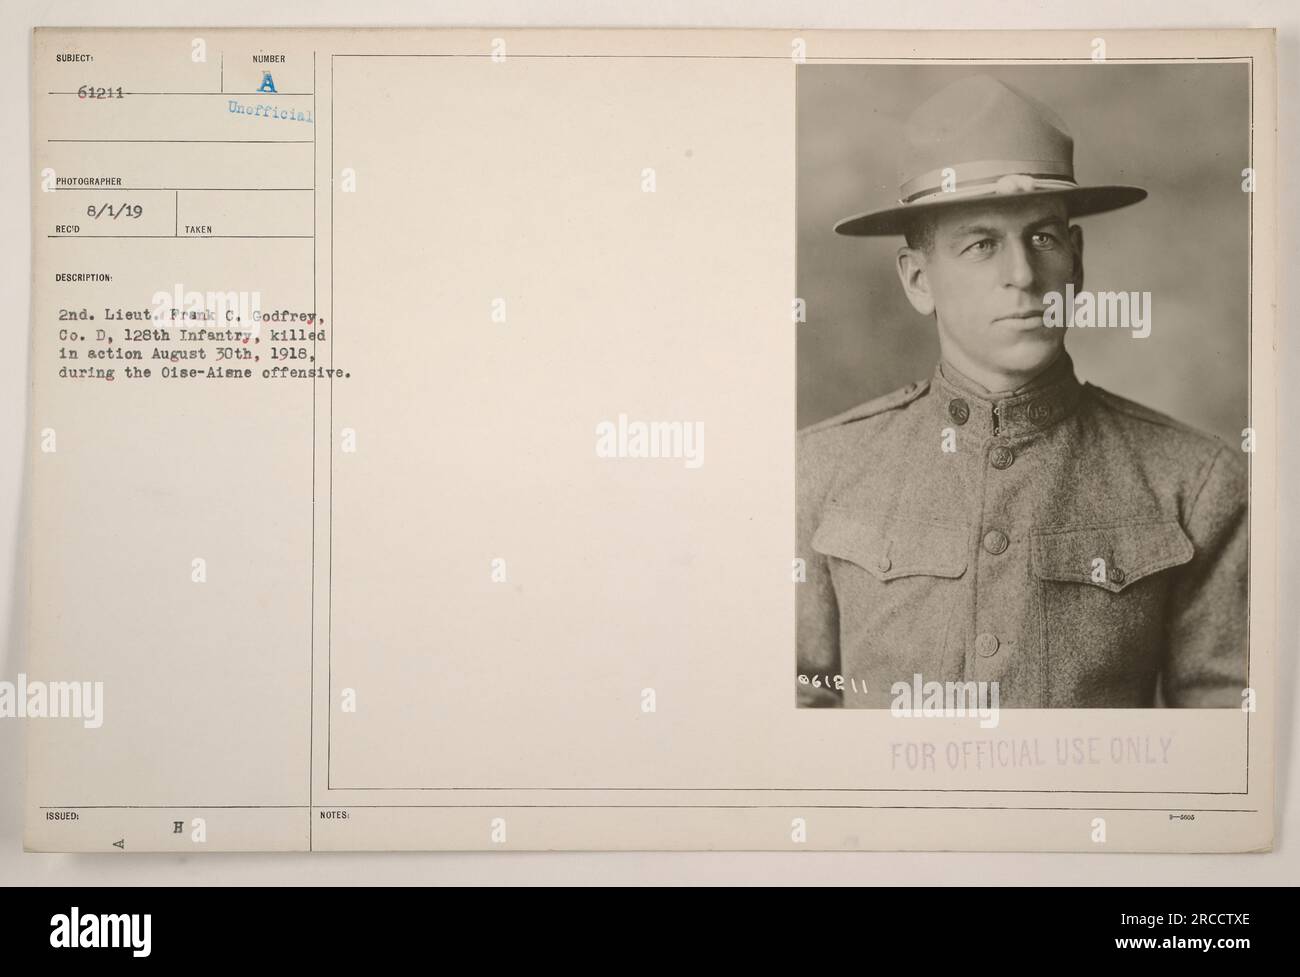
[963, 239, 994, 255]
[1031, 232, 1058, 248]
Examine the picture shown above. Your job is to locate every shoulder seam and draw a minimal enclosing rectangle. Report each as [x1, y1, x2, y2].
[1186, 443, 1243, 527]
[1084, 384, 1225, 445]
[799, 379, 930, 437]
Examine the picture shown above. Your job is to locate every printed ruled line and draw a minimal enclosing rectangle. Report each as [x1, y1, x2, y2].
[310, 47, 318, 852]
[327, 785, 1253, 795]
[48, 234, 314, 240]
[38, 804, 1261, 813]
[51, 187, 314, 191]
[329, 805, 1263, 812]
[48, 138, 313, 144]
[40, 805, 306, 810]
[328, 53, 335, 791]
[331, 54, 1252, 62]
[48, 91, 314, 96]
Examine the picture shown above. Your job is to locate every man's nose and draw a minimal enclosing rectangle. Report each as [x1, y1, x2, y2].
[1000, 239, 1036, 290]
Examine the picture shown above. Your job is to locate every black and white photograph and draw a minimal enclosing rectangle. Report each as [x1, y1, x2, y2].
[796, 64, 1251, 710]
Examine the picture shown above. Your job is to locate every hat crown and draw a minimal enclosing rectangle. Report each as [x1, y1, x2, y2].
[831, 72, 1147, 236]
[898, 76, 1075, 199]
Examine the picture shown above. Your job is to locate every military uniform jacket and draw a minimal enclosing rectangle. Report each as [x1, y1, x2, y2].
[796, 352, 1248, 708]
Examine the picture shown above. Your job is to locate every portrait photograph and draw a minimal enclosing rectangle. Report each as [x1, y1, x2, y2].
[796, 63, 1251, 710]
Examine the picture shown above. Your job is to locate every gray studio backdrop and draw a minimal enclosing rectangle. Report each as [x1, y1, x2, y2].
[796, 62, 1250, 444]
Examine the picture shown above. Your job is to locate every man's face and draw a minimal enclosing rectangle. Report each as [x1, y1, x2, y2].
[897, 195, 1083, 386]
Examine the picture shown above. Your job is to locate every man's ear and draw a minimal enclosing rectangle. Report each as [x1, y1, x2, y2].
[896, 247, 935, 317]
[1068, 223, 1084, 291]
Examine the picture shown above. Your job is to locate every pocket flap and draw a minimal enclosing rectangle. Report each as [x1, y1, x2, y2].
[811, 507, 967, 581]
[1031, 519, 1194, 592]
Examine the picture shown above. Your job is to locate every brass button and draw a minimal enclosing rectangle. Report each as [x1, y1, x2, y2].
[1110, 567, 1125, 585]
[982, 529, 1009, 555]
[990, 444, 1015, 470]
[948, 398, 970, 425]
[975, 633, 1000, 658]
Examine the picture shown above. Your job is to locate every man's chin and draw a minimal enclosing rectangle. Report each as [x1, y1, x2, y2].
[994, 333, 1065, 374]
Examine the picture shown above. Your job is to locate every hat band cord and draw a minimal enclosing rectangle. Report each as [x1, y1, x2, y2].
[902, 176, 1078, 206]
[900, 158, 1075, 202]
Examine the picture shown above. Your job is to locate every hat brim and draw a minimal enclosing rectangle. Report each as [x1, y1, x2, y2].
[833, 184, 1148, 237]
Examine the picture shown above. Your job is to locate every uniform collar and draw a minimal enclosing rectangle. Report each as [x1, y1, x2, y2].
[933, 349, 1082, 438]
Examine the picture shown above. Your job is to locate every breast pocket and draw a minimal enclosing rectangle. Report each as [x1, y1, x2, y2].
[811, 506, 968, 685]
[1030, 519, 1194, 705]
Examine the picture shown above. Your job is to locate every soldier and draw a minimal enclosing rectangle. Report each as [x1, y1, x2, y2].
[797, 76, 1248, 709]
